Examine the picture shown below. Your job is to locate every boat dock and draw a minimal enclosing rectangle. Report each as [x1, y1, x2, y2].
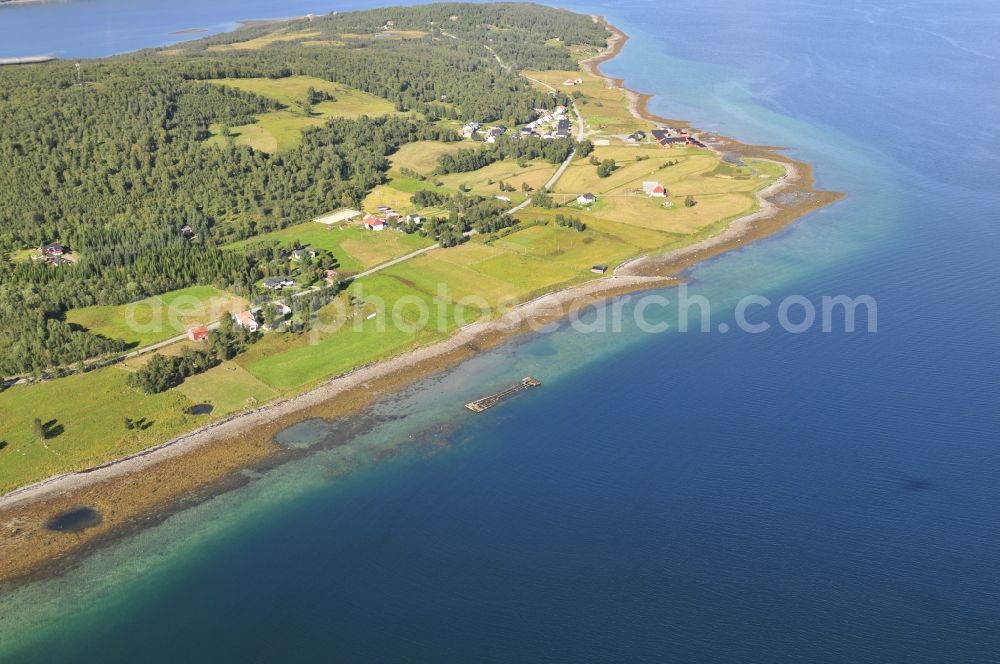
[465, 377, 541, 413]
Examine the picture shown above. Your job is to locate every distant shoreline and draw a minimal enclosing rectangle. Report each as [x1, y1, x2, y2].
[0, 15, 842, 589]
[0, 0, 50, 7]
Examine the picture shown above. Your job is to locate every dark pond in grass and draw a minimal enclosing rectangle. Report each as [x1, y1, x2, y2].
[185, 404, 214, 416]
[46, 507, 102, 533]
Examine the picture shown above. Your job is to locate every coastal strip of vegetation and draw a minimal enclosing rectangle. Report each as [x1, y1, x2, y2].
[0, 3, 840, 586]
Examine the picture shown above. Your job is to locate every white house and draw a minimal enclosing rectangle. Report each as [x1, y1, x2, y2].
[577, 193, 597, 205]
[233, 310, 259, 333]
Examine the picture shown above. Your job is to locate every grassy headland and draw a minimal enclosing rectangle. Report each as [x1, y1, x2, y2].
[0, 4, 840, 586]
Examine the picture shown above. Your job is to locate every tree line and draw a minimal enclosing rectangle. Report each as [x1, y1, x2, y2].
[435, 136, 579, 175]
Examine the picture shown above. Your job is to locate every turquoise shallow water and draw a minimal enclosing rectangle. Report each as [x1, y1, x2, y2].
[2, 1, 999, 661]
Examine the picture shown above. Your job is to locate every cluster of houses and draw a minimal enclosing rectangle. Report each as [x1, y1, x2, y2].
[458, 121, 481, 139]
[231, 302, 293, 333]
[34, 242, 71, 267]
[187, 300, 297, 340]
[457, 107, 573, 143]
[563, 77, 584, 86]
[458, 122, 509, 143]
[521, 105, 572, 140]
[364, 208, 423, 232]
[484, 125, 507, 143]
[651, 127, 706, 149]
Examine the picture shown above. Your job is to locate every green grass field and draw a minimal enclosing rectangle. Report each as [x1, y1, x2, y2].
[242, 275, 465, 390]
[225, 222, 434, 273]
[208, 111, 323, 153]
[5, 248, 37, 264]
[0, 367, 197, 492]
[435, 158, 558, 204]
[210, 76, 396, 118]
[66, 285, 246, 347]
[176, 361, 278, 416]
[206, 30, 323, 52]
[364, 145, 560, 214]
[206, 76, 399, 152]
[549, 144, 782, 234]
[0, 49, 790, 496]
[389, 141, 468, 174]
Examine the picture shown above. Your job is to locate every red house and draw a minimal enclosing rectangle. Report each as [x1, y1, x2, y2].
[364, 214, 387, 231]
[187, 325, 209, 342]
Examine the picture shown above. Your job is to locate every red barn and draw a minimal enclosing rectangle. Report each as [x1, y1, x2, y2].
[187, 325, 209, 342]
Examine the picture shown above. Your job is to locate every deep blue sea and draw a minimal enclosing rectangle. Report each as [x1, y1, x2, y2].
[2, 0, 999, 661]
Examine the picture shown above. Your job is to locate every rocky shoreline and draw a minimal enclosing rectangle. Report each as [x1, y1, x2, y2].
[0, 18, 842, 589]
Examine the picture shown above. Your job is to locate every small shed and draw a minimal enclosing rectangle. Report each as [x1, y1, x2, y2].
[187, 325, 210, 342]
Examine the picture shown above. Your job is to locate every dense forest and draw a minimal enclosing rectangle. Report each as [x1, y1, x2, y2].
[193, 3, 607, 72]
[0, 3, 609, 376]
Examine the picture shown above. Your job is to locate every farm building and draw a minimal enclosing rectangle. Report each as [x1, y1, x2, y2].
[642, 181, 667, 198]
[314, 209, 361, 225]
[364, 214, 388, 231]
[187, 325, 209, 342]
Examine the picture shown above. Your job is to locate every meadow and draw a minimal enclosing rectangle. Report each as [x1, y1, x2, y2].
[0, 33, 787, 495]
[205, 76, 399, 152]
[0, 367, 196, 493]
[66, 286, 246, 347]
[225, 222, 434, 274]
[241, 274, 468, 390]
[205, 30, 324, 52]
[550, 145, 781, 234]
[176, 361, 279, 416]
